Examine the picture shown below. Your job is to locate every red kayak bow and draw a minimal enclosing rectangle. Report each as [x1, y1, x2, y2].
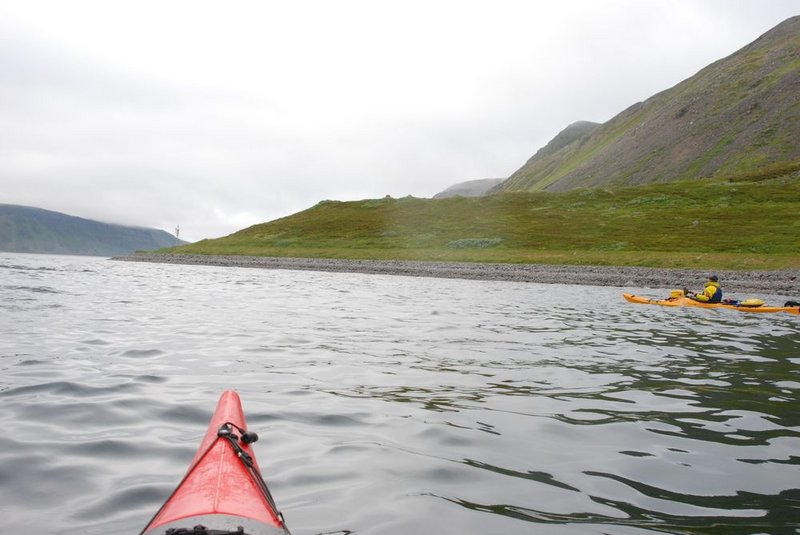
[141, 391, 290, 535]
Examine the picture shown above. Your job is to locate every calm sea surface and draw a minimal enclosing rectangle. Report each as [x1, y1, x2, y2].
[1, 252, 798, 534]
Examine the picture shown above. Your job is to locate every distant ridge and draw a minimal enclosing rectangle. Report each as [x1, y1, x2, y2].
[525, 121, 600, 162]
[433, 178, 504, 198]
[0, 204, 186, 256]
[496, 16, 800, 192]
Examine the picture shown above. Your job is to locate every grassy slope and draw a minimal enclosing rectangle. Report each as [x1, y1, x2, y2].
[164, 172, 800, 270]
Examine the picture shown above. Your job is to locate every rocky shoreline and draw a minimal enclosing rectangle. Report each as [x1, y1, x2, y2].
[112, 253, 800, 297]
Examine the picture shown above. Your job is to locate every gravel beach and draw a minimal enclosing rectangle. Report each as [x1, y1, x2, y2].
[112, 254, 800, 298]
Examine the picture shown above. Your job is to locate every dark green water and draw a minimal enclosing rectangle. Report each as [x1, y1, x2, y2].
[1, 253, 798, 534]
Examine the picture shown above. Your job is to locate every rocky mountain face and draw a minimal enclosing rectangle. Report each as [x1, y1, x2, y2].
[0, 204, 186, 256]
[496, 16, 800, 192]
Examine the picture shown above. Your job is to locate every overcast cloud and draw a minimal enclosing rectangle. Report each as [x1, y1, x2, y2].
[1, 0, 798, 242]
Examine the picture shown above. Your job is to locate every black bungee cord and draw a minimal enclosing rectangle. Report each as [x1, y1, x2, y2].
[216, 422, 284, 522]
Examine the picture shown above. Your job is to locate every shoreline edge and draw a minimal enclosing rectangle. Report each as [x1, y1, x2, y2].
[111, 254, 800, 297]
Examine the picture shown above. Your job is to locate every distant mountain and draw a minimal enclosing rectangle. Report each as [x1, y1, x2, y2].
[0, 204, 186, 256]
[496, 16, 800, 192]
[433, 178, 504, 198]
[523, 121, 601, 162]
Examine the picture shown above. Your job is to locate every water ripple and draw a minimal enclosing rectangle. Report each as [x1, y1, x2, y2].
[1, 252, 798, 534]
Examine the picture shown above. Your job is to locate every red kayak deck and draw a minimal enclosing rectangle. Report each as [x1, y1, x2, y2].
[623, 293, 800, 315]
[142, 391, 290, 535]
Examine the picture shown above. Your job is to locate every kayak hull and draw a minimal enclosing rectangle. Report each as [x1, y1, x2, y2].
[142, 391, 289, 535]
[623, 293, 800, 314]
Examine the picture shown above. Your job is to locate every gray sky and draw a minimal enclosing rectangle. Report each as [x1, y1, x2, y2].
[2, 0, 798, 242]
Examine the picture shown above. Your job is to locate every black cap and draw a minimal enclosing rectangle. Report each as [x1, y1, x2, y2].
[709, 275, 718, 282]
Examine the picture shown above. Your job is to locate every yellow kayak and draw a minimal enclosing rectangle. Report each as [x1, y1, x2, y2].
[623, 293, 800, 315]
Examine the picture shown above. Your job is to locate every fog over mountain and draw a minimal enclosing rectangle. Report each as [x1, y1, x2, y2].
[0, 204, 185, 256]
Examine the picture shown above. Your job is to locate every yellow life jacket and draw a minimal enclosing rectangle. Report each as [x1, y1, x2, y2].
[693, 281, 721, 303]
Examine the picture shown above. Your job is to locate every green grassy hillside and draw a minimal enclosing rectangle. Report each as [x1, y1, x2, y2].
[164, 171, 800, 270]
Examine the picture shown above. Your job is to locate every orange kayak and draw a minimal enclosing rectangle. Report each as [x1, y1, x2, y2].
[141, 391, 290, 534]
[623, 293, 800, 315]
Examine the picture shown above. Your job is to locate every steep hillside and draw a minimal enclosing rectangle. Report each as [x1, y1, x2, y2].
[433, 178, 504, 198]
[498, 16, 800, 192]
[0, 204, 185, 256]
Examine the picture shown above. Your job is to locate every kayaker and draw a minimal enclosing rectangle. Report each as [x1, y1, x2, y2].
[687, 275, 722, 303]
